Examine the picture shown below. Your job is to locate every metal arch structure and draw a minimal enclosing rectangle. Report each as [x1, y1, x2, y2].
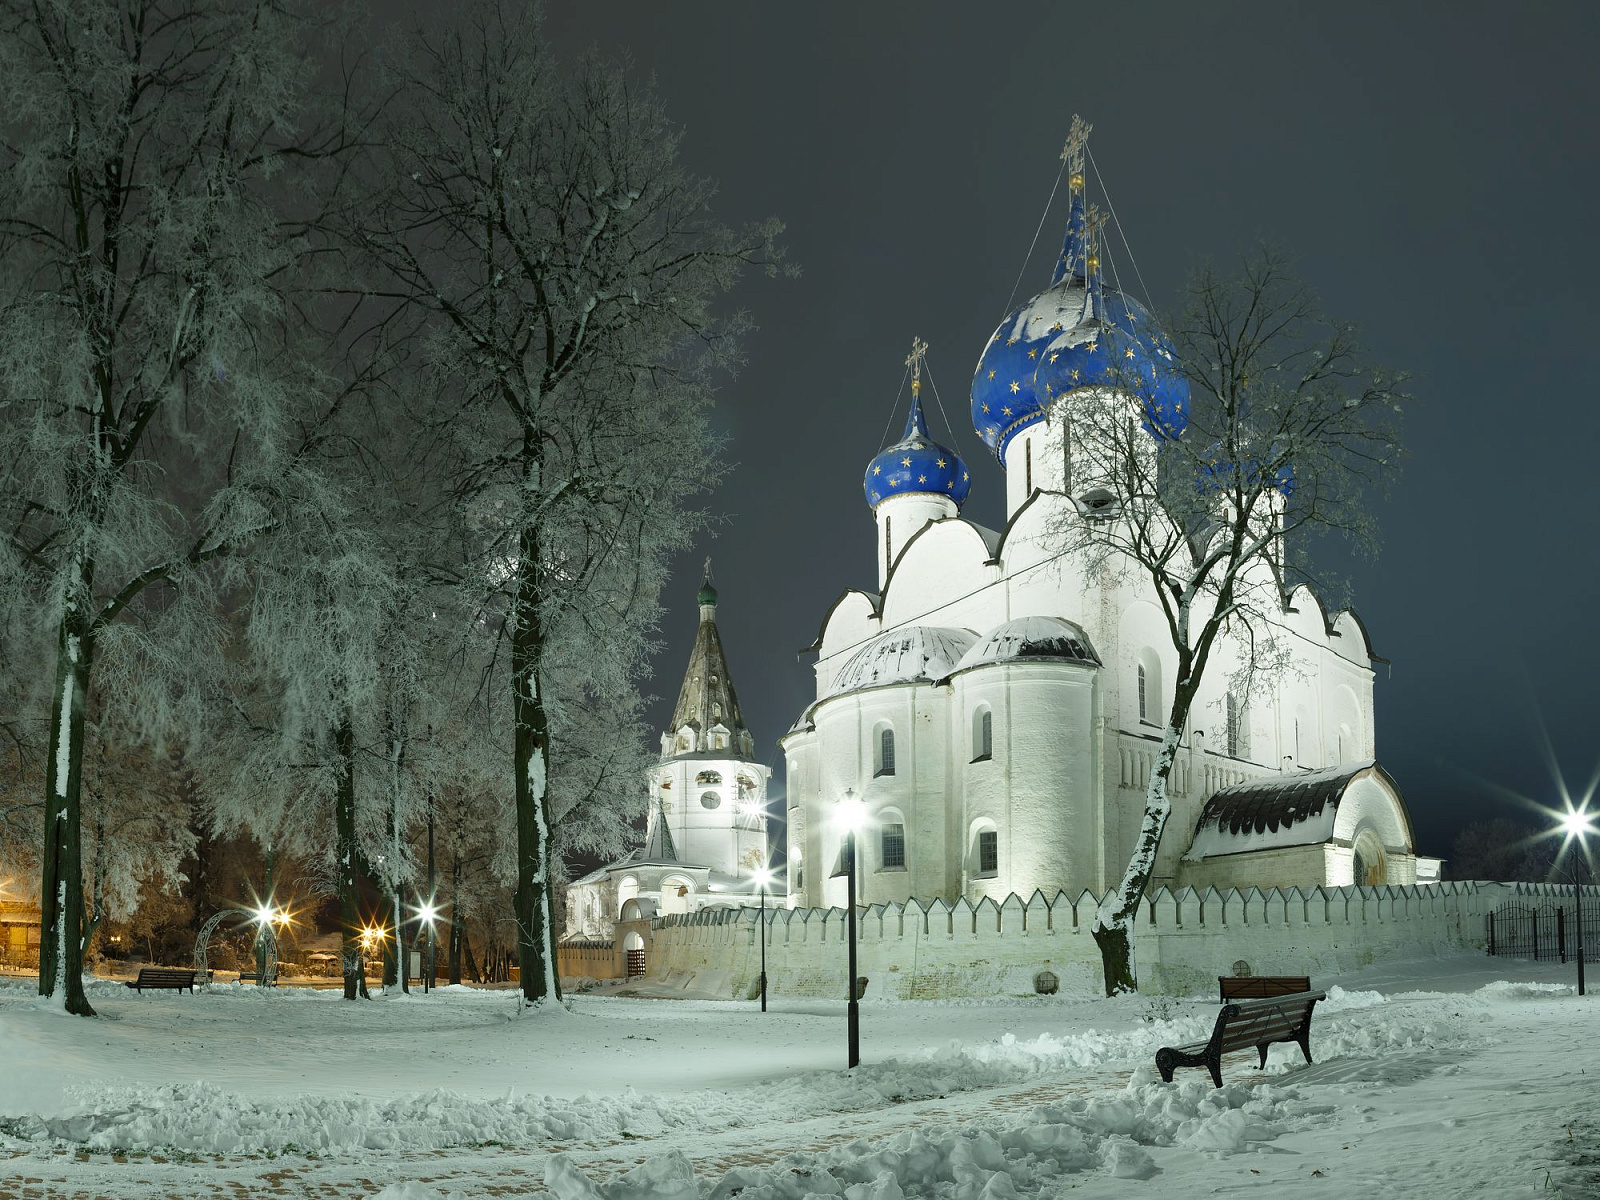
[193, 908, 278, 986]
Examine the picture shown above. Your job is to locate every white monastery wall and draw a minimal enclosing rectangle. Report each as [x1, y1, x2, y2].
[636, 882, 1522, 1000]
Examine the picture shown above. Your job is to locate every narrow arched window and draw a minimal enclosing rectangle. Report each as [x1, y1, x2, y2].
[876, 728, 896, 777]
[1226, 693, 1240, 758]
[971, 706, 992, 762]
[880, 823, 905, 869]
[1137, 664, 1148, 723]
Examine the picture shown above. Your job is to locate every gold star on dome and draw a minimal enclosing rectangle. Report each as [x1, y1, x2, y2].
[1009, 381, 1021, 394]
[936, 457, 947, 468]
[963, 471, 970, 481]
[1002, 406, 1012, 416]
[1007, 337, 1018, 345]
[946, 479, 954, 488]
[900, 456, 912, 467]
[1051, 322, 1063, 332]
[873, 465, 881, 475]
[1070, 368, 1081, 381]
[1027, 349, 1037, 359]
[889, 478, 900, 487]
[1049, 353, 1059, 363]
[918, 474, 927, 483]
[1084, 341, 1097, 354]
[1124, 347, 1136, 359]
[981, 403, 990, 414]
[1045, 384, 1053, 395]
[987, 369, 996, 380]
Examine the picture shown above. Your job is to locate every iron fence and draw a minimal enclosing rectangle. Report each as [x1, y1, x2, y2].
[1487, 898, 1600, 962]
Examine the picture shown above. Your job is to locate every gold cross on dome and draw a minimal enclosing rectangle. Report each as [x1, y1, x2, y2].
[1060, 113, 1092, 186]
[1084, 203, 1109, 259]
[905, 335, 929, 396]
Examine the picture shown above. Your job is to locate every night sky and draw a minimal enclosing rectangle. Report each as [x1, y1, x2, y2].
[539, 3, 1600, 859]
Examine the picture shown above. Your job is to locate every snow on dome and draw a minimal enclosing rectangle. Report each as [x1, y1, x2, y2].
[955, 616, 1101, 672]
[970, 174, 1188, 462]
[826, 626, 978, 698]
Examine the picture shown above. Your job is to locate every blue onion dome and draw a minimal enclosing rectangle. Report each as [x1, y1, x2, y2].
[864, 390, 972, 509]
[1198, 449, 1296, 497]
[971, 156, 1190, 459]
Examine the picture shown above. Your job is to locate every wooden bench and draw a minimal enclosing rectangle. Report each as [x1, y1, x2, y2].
[235, 971, 278, 986]
[1156, 990, 1325, 1088]
[1219, 974, 1311, 1003]
[124, 967, 197, 994]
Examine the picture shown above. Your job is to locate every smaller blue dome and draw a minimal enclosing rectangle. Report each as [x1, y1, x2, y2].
[865, 394, 971, 509]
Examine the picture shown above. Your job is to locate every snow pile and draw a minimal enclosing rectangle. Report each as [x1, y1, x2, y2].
[546, 1077, 1331, 1200]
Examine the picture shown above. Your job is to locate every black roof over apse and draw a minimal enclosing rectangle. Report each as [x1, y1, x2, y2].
[1195, 762, 1380, 838]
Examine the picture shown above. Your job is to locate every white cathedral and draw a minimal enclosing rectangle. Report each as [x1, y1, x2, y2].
[566, 123, 1437, 948]
[781, 125, 1437, 914]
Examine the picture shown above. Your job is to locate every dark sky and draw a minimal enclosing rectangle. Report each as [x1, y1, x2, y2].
[540, 2, 1600, 858]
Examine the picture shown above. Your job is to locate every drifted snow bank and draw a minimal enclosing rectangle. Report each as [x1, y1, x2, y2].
[373, 1078, 1335, 1200]
[0, 985, 1485, 1158]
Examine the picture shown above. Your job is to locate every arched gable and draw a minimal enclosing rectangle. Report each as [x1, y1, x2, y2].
[880, 518, 998, 628]
[1283, 584, 1331, 646]
[1330, 608, 1382, 666]
[812, 588, 881, 661]
[1330, 764, 1414, 852]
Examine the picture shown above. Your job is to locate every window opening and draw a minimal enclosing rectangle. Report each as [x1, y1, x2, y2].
[877, 728, 896, 777]
[881, 823, 906, 869]
[978, 830, 998, 875]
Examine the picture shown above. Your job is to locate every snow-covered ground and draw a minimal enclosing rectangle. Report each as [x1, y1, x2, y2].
[0, 952, 1595, 1198]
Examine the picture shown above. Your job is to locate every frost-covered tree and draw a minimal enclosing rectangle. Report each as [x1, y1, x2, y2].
[1052, 248, 1409, 993]
[362, 2, 784, 1006]
[0, 0, 361, 1014]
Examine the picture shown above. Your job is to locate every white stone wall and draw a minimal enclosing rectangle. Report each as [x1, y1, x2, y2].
[639, 882, 1520, 1000]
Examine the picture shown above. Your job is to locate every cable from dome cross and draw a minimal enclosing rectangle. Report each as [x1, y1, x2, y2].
[998, 153, 1069, 322]
[1087, 146, 1157, 317]
[875, 360, 914, 453]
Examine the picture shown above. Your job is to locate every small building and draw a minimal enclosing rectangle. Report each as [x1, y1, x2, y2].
[563, 568, 774, 963]
[0, 894, 42, 968]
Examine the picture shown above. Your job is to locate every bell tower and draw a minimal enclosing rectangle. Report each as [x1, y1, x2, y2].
[651, 563, 770, 877]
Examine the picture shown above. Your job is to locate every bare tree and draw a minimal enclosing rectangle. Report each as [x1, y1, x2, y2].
[1052, 248, 1409, 993]
[0, 0, 362, 1013]
[361, 3, 784, 1007]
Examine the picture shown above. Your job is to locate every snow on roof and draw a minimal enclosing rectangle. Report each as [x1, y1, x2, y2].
[1184, 761, 1377, 860]
[955, 615, 1101, 672]
[825, 625, 978, 699]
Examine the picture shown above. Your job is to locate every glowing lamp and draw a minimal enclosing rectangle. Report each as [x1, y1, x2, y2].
[750, 867, 775, 891]
[836, 790, 868, 832]
[417, 903, 439, 926]
[1560, 809, 1594, 840]
[253, 905, 274, 926]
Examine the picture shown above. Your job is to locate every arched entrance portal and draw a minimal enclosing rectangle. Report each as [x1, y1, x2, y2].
[623, 931, 646, 978]
[1352, 829, 1388, 886]
[193, 909, 278, 985]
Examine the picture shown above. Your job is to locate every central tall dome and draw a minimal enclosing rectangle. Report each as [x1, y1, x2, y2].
[969, 117, 1188, 467]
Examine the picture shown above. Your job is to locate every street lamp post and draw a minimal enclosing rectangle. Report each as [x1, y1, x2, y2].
[836, 789, 867, 1069]
[1559, 809, 1594, 996]
[750, 867, 773, 1012]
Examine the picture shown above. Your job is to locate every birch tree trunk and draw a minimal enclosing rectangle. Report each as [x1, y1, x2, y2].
[511, 505, 560, 1006]
[1091, 663, 1198, 995]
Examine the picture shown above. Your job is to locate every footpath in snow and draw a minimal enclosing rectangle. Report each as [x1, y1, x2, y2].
[0, 952, 1596, 1198]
